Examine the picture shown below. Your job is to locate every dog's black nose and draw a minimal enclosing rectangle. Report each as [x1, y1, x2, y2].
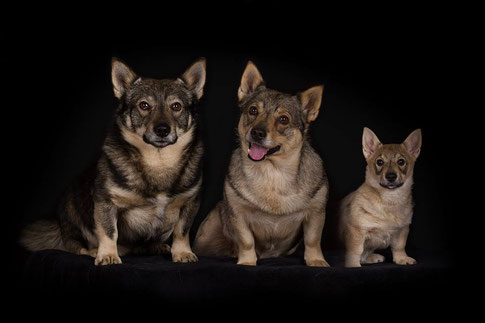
[385, 172, 397, 182]
[154, 123, 171, 138]
[251, 127, 266, 141]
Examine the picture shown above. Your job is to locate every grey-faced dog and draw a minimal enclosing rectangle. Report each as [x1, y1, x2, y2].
[21, 58, 206, 265]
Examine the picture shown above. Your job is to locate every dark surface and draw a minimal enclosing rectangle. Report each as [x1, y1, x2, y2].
[4, 1, 458, 314]
[18, 248, 453, 308]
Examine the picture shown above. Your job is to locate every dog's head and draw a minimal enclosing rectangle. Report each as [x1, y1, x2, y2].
[236, 61, 323, 162]
[362, 127, 422, 189]
[111, 58, 206, 148]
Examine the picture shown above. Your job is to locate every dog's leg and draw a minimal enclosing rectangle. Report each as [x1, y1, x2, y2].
[235, 226, 257, 266]
[170, 196, 199, 263]
[229, 213, 257, 266]
[344, 226, 365, 267]
[391, 225, 416, 265]
[93, 202, 121, 265]
[303, 210, 329, 267]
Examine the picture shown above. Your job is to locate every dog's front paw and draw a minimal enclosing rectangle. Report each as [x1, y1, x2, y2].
[95, 253, 122, 266]
[345, 261, 362, 268]
[172, 251, 198, 263]
[364, 253, 385, 264]
[394, 255, 417, 265]
[237, 260, 257, 266]
[306, 258, 330, 267]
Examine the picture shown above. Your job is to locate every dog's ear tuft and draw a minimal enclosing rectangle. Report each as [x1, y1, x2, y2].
[403, 129, 422, 159]
[362, 127, 382, 159]
[111, 58, 137, 99]
[181, 58, 207, 100]
[238, 61, 264, 101]
[299, 85, 324, 123]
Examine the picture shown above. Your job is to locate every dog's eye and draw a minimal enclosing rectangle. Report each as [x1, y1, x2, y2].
[248, 106, 258, 116]
[397, 158, 406, 166]
[376, 159, 384, 166]
[170, 102, 182, 111]
[278, 115, 289, 125]
[139, 101, 151, 111]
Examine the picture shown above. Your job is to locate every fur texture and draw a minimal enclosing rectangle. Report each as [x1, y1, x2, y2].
[339, 127, 422, 267]
[20, 58, 207, 265]
[194, 61, 329, 267]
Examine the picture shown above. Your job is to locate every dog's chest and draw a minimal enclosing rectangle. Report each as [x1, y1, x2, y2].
[246, 211, 305, 257]
[243, 165, 307, 214]
[116, 192, 178, 241]
[361, 202, 413, 249]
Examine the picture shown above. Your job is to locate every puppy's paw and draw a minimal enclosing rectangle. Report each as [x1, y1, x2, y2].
[364, 253, 385, 264]
[237, 260, 257, 266]
[172, 251, 198, 263]
[345, 262, 362, 268]
[394, 255, 417, 265]
[94, 253, 122, 266]
[306, 258, 330, 267]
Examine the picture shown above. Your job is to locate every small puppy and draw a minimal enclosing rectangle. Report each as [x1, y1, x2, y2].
[20, 58, 206, 265]
[339, 127, 422, 267]
[194, 61, 329, 267]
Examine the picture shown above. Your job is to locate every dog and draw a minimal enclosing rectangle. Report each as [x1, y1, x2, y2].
[194, 61, 329, 267]
[20, 57, 206, 265]
[339, 127, 422, 267]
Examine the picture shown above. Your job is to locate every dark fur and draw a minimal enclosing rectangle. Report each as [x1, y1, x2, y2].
[20, 58, 206, 265]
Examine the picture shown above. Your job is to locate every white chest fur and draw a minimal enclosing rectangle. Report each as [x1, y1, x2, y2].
[241, 160, 308, 215]
[112, 189, 176, 241]
[246, 210, 305, 258]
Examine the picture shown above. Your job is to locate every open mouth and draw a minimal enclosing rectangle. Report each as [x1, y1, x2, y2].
[379, 183, 403, 189]
[247, 142, 281, 161]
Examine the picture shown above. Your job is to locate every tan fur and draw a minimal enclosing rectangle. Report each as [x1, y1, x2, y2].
[339, 128, 422, 267]
[194, 61, 329, 267]
[121, 126, 194, 172]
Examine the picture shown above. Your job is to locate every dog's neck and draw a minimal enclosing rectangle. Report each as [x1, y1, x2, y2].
[120, 126, 194, 170]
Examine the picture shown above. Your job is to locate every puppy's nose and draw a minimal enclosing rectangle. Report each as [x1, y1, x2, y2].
[154, 123, 171, 138]
[251, 127, 266, 141]
[385, 172, 397, 182]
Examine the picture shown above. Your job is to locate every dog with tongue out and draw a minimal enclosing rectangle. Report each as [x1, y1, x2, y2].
[194, 61, 330, 267]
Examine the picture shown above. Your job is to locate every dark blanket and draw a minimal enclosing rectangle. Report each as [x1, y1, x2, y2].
[17, 248, 453, 310]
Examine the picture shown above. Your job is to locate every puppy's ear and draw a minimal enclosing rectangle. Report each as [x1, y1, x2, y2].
[111, 58, 137, 99]
[238, 61, 264, 101]
[181, 58, 207, 100]
[299, 85, 324, 123]
[362, 127, 382, 159]
[403, 129, 422, 159]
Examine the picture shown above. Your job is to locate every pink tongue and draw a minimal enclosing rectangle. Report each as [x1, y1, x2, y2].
[249, 143, 269, 160]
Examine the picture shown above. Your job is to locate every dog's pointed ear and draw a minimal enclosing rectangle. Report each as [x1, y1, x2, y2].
[403, 129, 422, 159]
[299, 85, 324, 123]
[238, 61, 264, 101]
[362, 127, 382, 159]
[111, 58, 137, 99]
[181, 58, 207, 100]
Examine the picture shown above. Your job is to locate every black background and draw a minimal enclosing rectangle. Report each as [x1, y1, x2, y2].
[4, 1, 456, 313]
